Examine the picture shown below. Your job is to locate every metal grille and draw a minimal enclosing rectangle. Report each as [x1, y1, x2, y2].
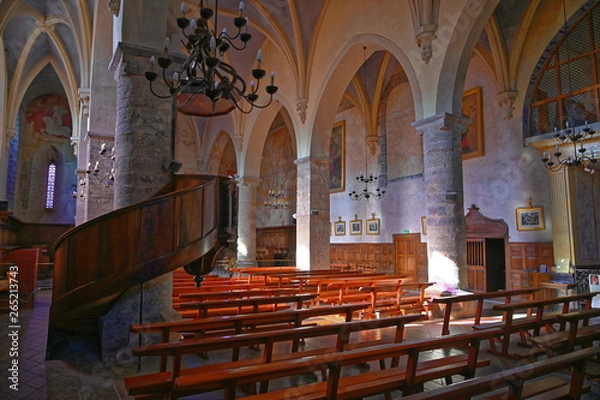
[564, 91, 597, 126]
[536, 67, 557, 100]
[560, 56, 593, 94]
[530, 101, 558, 135]
[593, 6, 600, 48]
[596, 53, 600, 84]
[529, 4, 600, 137]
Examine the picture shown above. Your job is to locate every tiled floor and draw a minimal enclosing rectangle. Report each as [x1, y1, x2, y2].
[0, 288, 598, 399]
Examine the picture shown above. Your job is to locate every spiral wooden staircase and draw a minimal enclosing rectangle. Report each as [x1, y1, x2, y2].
[47, 175, 236, 358]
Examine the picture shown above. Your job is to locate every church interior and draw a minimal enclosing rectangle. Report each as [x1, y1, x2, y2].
[1, 0, 600, 399]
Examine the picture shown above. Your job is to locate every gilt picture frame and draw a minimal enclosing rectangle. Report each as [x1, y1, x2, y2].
[350, 215, 362, 236]
[329, 121, 345, 193]
[516, 201, 545, 232]
[334, 216, 346, 236]
[366, 213, 380, 235]
[461, 86, 485, 160]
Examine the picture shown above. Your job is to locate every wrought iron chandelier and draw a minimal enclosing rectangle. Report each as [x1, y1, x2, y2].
[540, 1, 597, 174]
[348, 47, 385, 201]
[541, 122, 597, 174]
[145, 0, 278, 116]
[263, 189, 288, 209]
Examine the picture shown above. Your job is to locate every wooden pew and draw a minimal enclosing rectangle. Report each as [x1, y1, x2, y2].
[431, 288, 540, 335]
[171, 328, 502, 399]
[477, 292, 598, 357]
[177, 287, 299, 302]
[527, 307, 600, 356]
[131, 303, 367, 345]
[178, 293, 317, 318]
[230, 266, 299, 283]
[402, 346, 600, 400]
[125, 314, 425, 399]
[264, 269, 370, 288]
[360, 281, 435, 318]
[313, 275, 406, 305]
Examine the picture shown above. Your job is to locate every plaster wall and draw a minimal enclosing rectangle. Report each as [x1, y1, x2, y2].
[462, 54, 553, 242]
[174, 114, 200, 174]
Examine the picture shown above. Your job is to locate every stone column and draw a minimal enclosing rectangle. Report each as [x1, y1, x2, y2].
[112, 43, 172, 207]
[236, 176, 259, 268]
[413, 113, 468, 291]
[101, 42, 176, 364]
[295, 156, 331, 270]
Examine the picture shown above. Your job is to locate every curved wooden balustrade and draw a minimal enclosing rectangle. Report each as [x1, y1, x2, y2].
[49, 175, 234, 334]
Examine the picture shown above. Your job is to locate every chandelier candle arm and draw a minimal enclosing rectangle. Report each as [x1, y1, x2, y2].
[145, 0, 277, 116]
[540, 121, 597, 173]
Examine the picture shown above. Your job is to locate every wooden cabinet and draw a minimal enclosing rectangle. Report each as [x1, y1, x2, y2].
[507, 243, 554, 291]
[393, 233, 427, 282]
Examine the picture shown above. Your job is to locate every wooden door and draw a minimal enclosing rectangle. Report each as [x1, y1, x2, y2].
[466, 239, 486, 292]
[394, 233, 427, 281]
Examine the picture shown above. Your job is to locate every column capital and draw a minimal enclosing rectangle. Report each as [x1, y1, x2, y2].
[78, 87, 91, 118]
[236, 176, 261, 188]
[109, 42, 186, 80]
[412, 112, 469, 136]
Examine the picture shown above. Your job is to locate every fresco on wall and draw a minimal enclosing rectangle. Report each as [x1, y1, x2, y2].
[25, 94, 71, 141]
[258, 125, 296, 228]
[386, 82, 421, 180]
[207, 132, 237, 176]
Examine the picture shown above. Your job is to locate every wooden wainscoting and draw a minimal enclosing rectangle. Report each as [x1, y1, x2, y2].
[256, 226, 296, 266]
[330, 242, 395, 273]
[507, 242, 554, 291]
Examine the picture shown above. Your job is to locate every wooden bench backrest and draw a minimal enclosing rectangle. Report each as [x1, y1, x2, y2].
[135, 314, 424, 377]
[172, 328, 503, 399]
[131, 303, 367, 338]
[493, 292, 598, 313]
[401, 346, 600, 399]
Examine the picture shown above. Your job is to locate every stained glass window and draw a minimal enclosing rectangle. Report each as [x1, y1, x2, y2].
[45, 163, 56, 209]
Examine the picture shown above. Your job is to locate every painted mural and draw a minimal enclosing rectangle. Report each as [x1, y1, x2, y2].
[25, 94, 72, 141]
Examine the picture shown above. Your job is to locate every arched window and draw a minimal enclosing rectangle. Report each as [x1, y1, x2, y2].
[528, 3, 600, 137]
[45, 163, 56, 209]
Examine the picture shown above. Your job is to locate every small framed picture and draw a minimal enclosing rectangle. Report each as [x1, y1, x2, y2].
[366, 213, 380, 235]
[421, 216, 427, 235]
[516, 198, 545, 231]
[350, 215, 362, 235]
[334, 216, 346, 236]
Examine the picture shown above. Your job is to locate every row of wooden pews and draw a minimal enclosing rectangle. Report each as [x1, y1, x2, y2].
[124, 270, 599, 399]
[172, 267, 435, 319]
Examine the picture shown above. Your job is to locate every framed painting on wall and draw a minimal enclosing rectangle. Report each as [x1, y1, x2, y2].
[334, 216, 346, 236]
[330, 121, 345, 193]
[350, 215, 362, 235]
[516, 198, 545, 231]
[421, 216, 427, 235]
[366, 213, 380, 235]
[461, 86, 485, 160]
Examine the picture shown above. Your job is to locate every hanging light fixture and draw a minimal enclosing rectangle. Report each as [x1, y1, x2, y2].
[540, 1, 597, 174]
[145, 0, 278, 116]
[349, 47, 385, 201]
[263, 188, 288, 209]
[73, 143, 115, 199]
